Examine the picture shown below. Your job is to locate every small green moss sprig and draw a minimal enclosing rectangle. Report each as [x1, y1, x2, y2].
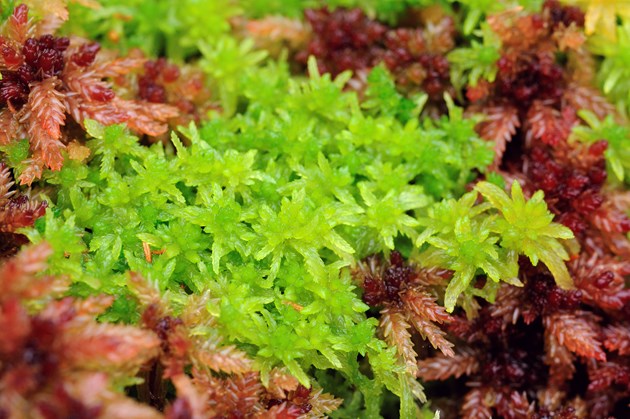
[416, 181, 575, 312]
[571, 110, 630, 184]
[587, 20, 630, 117]
[447, 22, 501, 95]
[362, 65, 424, 123]
[476, 181, 576, 286]
[199, 36, 268, 115]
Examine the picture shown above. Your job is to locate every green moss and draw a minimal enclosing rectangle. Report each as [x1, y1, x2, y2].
[572, 110, 630, 184]
[3, 0, 620, 416]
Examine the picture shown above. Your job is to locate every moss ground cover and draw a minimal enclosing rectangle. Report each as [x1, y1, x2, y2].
[0, 1, 628, 418]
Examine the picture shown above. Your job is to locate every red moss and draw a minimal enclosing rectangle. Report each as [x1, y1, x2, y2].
[0, 34, 69, 109]
[109, 55, 215, 129]
[382, 26, 453, 99]
[0, 163, 47, 258]
[360, 251, 417, 307]
[36, 385, 103, 419]
[0, 245, 161, 418]
[529, 263, 600, 324]
[138, 59, 173, 103]
[495, 53, 566, 111]
[165, 398, 192, 419]
[525, 145, 606, 235]
[357, 252, 454, 370]
[295, 6, 455, 105]
[71, 42, 101, 67]
[543, 0, 585, 29]
[0, 4, 180, 184]
[297, 7, 386, 76]
[141, 303, 185, 356]
[265, 385, 313, 417]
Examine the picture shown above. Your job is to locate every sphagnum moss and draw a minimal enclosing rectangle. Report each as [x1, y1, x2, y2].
[0, 1, 628, 418]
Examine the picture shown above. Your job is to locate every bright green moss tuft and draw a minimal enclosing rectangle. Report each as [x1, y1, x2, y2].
[572, 110, 630, 184]
[416, 181, 575, 313]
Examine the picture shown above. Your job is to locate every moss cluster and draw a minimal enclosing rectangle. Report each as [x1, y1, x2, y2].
[0, 1, 628, 418]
